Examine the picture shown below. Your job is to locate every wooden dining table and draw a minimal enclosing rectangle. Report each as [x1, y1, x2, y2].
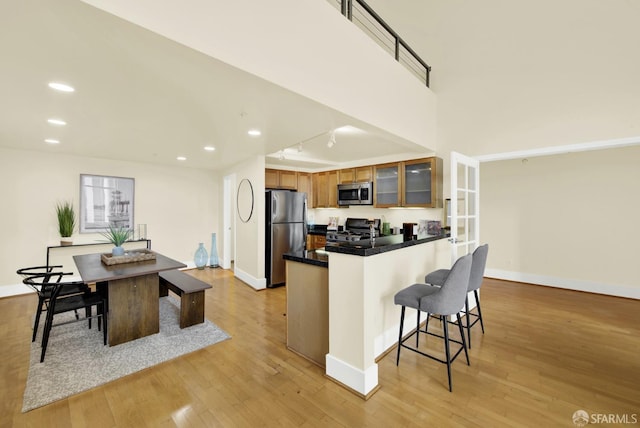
[73, 251, 186, 346]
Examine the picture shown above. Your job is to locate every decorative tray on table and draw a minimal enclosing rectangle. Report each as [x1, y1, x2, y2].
[101, 249, 156, 266]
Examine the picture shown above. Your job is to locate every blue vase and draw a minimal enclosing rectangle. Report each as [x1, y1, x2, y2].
[112, 246, 125, 256]
[194, 243, 208, 269]
[209, 233, 219, 268]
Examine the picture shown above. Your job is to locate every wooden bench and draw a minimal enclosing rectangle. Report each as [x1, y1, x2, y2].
[158, 270, 212, 328]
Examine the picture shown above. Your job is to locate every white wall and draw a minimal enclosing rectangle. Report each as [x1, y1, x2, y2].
[221, 155, 266, 290]
[0, 147, 218, 291]
[363, 0, 640, 298]
[81, 0, 438, 151]
[368, 0, 640, 157]
[481, 145, 640, 298]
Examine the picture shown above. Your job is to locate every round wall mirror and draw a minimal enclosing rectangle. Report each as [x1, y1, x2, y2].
[237, 178, 254, 223]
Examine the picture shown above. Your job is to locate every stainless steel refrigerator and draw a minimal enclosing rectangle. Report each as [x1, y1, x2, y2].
[265, 190, 307, 287]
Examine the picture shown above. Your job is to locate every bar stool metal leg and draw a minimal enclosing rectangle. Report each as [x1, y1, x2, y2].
[475, 289, 485, 334]
[442, 316, 452, 392]
[416, 309, 421, 347]
[396, 306, 405, 365]
[465, 296, 471, 348]
[457, 313, 470, 365]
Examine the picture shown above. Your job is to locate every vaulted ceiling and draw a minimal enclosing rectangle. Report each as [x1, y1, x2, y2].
[0, 0, 429, 171]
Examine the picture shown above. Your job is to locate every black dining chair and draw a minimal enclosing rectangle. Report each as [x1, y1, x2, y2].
[23, 274, 107, 362]
[17, 266, 91, 342]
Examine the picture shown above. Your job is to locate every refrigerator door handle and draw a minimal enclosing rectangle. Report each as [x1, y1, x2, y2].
[303, 223, 308, 249]
[272, 195, 277, 220]
[303, 197, 308, 246]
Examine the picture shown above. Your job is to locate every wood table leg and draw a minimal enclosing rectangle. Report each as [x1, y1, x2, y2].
[179, 291, 205, 328]
[107, 273, 160, 346]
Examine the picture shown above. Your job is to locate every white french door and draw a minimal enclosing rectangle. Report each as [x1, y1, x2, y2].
[450, 152, 480, 263]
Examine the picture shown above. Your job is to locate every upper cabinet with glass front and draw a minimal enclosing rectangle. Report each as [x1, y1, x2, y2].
[374, 162, 401, 207]
[402, 157, 443, 208]
[374, 157, 442, 208]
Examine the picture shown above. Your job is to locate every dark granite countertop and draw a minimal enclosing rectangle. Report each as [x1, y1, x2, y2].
[323, 233, 449, 257]
[308, 229, 327, 236]
[283, 249, 329, 267]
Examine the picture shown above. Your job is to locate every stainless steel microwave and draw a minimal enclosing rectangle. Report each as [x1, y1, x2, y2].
[338, 182, 373, 206]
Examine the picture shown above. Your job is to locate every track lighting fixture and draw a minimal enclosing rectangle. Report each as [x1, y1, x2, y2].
[327, 131, 336, 148]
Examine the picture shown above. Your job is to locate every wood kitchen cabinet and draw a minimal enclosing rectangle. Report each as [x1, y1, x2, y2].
[312, 170, 338, 208]
[313, 173, 327, 208]
[338, 166, 373, 184]
[270, 156, 441, 208]
[265, 169, 279, 189]
[373, 157, 442, 208]
[296, 172, 313, 207]
[306, 234, 326, 250]
[402, 157, 443, 208]
[373, 162, 401, 207]
[265, 169, 298, 190]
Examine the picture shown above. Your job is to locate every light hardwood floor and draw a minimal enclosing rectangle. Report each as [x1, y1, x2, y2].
[1, 269, 639, 427]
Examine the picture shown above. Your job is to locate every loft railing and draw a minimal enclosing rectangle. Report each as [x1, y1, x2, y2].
[330, 0, 431, 87]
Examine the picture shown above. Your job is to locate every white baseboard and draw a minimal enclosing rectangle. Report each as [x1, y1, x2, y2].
[182, 261, 197, 270]
[233, 266, 266, 290]
[0, 283, 34, 298]
[325, 354, 378, 396]
[219, 256, 231, 270]
[485, 268, 640, 300]
[1, 274, 83, 299]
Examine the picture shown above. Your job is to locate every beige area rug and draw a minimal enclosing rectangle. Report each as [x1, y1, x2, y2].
[23, 296, 230, 412]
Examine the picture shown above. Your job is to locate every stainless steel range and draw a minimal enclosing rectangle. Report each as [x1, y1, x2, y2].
[326, 218, 381, 243]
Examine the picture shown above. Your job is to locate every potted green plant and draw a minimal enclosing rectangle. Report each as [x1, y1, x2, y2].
[100, 225, 132, 256]
[55, 201, 76, 246]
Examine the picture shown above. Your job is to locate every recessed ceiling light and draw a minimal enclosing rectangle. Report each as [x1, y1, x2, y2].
[48, 82, 75, 92]
[176, 156, 187, 161]
[47, 118, 66, 126]
[204, 146, 215, 152]
[44, 138, 60, 144]
[248, 129, 261, 137]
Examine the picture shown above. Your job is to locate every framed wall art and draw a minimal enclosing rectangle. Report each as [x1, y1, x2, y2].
[79, 174, 135, 233]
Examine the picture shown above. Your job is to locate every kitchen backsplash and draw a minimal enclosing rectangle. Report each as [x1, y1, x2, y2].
[309, 206, 444, 232]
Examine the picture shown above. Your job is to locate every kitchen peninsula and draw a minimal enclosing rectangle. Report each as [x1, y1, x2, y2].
[284, 232, 450, 398]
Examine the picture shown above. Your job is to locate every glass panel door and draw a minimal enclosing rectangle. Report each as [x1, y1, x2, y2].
[450, 152, 480, 263]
